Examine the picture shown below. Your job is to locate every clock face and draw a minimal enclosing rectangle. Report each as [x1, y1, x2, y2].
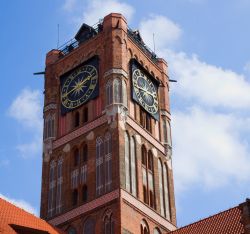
[60, 59, 99, 114]
[132, 68, 159, 115]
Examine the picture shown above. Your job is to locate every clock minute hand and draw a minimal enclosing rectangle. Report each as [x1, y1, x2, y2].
[136, 86, 154, 97]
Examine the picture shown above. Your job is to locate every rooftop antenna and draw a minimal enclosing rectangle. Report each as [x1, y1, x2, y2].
[57, 24, 60, 49]
[153, 33, 156, 53]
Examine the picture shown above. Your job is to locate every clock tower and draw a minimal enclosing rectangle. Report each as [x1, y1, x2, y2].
[40, 13, 176, 234]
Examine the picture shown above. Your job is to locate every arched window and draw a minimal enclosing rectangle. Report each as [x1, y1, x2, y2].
[82, 185, 88, 202]
[44, 114, 55, 139]
[68, 227, 76, 234]
[48, 160, 56, 217]
[158, 159, 164, 216]
[74, 112, 80, 128]
[130, 136, 137, 196]
[72, 188, 78, 206]
[140, 220, 149, 234]
[83, 217, 95, 234]
[56, 157, 63, 214]
[96, 137, 104, 196]
[104, 214, 115, 234]
[113, 78, 122, 103]
[104, 132, 112, 192]
[124, 132, 130, 192]
[106, 79, 113, 106]
[163, 163, 170, 220]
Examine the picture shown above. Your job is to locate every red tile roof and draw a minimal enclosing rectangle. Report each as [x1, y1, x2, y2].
[169, 206, 244, 234]
[0, 198, 62, 234]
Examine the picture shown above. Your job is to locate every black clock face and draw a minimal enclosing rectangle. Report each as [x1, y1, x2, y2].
[60, 59, 99, 114]
[132, 68, 159, 115]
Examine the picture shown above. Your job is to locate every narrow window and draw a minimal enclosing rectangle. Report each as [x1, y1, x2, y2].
[48, 160, 56, 217]
[104, 132, 112, 192]
[56, 158, 63, 214]
[82, 185, 88, 202]
[163, 163, 170, 220]
[74, 112, 80, 128]
[113, 78, 122, 103]
[80, 164, 87, 184]
[140, 220, 149, 234]
[83, 217, 95, 234]
[130, 136, 137, 197]
[154, 228, 161, 234]
[51, 115, 55, 138]
[166, 121, 172, 146]
[74, 148, 80, 167]
[106, 79, 113, 106]
[96, 137, 104, 196]
[83, 107, 88, 123]
[82, 144, 88, 163]
[124, 132, 130, 192]
[140, 109, 146, 128]
[158, 159, 164, 216]
[72, 189, 78, 206]
[68, 227, 76, 234]
[121, 79, 127, 107]
[146, 114, 151, 133]
[148, 151, 154, 209]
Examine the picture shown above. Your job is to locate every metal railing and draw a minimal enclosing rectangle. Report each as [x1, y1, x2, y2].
[127, 27, 158, 63]
[57, 21, 158, 63]
[58, 21, 103, 58]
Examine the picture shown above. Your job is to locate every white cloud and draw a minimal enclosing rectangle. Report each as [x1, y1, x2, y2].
[0, 193, 37, 215]
[8, 89, 43, 129]
[85, 0, 134, 24]
[139, 14, 250, 192]
[70, 0, 134, 26]
[167, 50, 250, 109]
[8, 88, 43, 159]
[62, 0, 77, 12]
[139, 15, 182, 51]
[172, 107, 250, 191]
[244, 61, 250, 74]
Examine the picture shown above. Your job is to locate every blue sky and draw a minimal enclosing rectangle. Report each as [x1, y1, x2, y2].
[0, 0, 250, 227]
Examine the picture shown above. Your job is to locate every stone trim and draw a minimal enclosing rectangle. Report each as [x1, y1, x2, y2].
[160, 110, 171, 120]
[44, 103, 57, 112]
[126, 116, 165, 154]
[53, 115, 107, 149]
[121, 189, 176, 231]
[104, 68, 128, 79]
[48, 189, 120, 226]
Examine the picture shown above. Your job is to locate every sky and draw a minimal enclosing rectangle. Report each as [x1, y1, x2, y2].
[0, 0, 250, 228]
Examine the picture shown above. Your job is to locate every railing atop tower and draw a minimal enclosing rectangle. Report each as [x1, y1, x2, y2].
[57, 20, 158, 64]
[127, 27, 158, 64]
[58, 21, 103, 58]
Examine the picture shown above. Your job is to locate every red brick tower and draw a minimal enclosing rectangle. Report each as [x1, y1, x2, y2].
[40, 13, 176, 234]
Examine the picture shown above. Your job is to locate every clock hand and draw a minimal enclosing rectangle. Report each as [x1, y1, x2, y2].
[62, 76, 91, 98]
[135, 85, 154, 98]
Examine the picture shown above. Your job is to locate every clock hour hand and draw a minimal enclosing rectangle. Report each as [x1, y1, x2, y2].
[62, 76, 91, 98]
